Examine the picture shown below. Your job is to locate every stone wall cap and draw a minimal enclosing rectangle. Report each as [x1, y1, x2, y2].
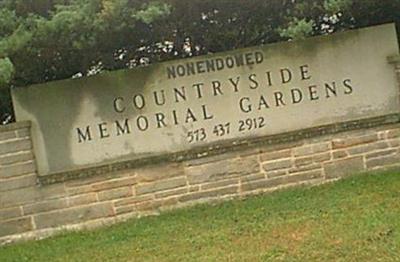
[0, 121, 31, 132]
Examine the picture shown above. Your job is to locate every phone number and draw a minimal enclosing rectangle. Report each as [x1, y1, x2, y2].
[187, 117, 266, 144]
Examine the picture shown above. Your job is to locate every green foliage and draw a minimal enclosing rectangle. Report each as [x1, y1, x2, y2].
[323, 0, 352, 14]
[135, 2, 171, 24]
[0, 0, 172, 88]
[279, 18, 314, 40]
[0, 23, 33, 58]
[1, 0, 399, 88]
[0, 58, 15, 89]
[0, 57, 15, 122]
[0, 8, 18, 36]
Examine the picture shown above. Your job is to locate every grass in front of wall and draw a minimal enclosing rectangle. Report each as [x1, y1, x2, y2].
[1, 170, 400, 261]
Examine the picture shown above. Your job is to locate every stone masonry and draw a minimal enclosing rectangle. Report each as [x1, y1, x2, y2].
[1, 120, 400, 245]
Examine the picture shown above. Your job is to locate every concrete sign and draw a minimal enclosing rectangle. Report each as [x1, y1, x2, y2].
[12, 24, 400, 177]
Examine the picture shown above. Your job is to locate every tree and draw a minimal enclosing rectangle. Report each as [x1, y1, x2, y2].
[0, 0, 399, 124]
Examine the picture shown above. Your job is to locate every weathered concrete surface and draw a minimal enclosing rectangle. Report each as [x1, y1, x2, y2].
[12, 24, 400, 177]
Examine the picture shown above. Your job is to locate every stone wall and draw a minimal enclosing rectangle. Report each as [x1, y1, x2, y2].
[2, 120, 400, 245]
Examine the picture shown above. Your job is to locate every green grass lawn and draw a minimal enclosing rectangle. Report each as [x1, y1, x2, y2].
[1, 171, 400, 262]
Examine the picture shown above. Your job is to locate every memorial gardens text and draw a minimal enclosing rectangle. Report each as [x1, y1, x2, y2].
[76, 50, 354, 145]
